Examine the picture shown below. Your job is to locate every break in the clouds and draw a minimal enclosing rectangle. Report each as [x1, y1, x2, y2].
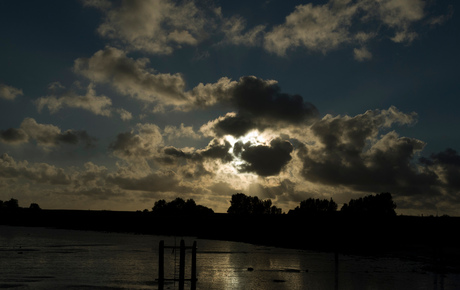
[0, 118, 96, 148]
[0, 84, 23, 100]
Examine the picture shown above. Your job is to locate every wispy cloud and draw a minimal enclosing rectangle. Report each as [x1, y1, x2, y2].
[0, 84, 23, 100]
[85, 0, 218, 54]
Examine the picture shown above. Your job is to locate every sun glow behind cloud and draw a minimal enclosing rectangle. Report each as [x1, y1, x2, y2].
[224, 129, 276, 173]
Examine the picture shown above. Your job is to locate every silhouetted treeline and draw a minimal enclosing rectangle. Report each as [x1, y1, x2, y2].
[0, 198, 41, 212]
[341, 192, 396, 217]
[227, 193, 282, 215]
[287, 192, 396, 218]
[289, 198, 338, 216]
[150, 197, 214, 216]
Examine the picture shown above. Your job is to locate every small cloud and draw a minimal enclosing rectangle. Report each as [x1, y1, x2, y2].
[353, 46, 372, 61]
[0, 84, 23, 101]
[164, 123, 201, 141]
[116, 108, 133, 121]
[36, 83, 113, 117]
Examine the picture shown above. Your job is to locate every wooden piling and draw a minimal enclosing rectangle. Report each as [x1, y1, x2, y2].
[179, 239, 185, 290]
[159, 240, 164, 290]
[191, 241, 197, 290]
[158, 239, 197, 290]
[334, 249, 339, 290]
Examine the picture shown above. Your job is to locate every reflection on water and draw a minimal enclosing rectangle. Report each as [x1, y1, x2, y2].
[1, 225, 459, 289]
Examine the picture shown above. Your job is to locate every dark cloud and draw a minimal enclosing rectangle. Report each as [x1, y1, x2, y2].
[420, 148, 460, 189]
[213, 114, 257, 138]
[236, 138, 293, 176]
[203, 76, 318, 138]
[231, 76, 318, 123]
[295, 108, 460, 207]
[198, 139, 233, 162]
[163, 146, 190, 159]
[109, 124, 163, 160]
[163, 139, 233, 163]
[57, 130, 97, 148]
[0, 118, 96, 148]
[0, 128, 28, 144]
[108, 171, 191, 193]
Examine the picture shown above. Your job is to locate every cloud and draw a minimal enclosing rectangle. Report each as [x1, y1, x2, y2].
[296, 107, 442, 197]
[163, 138, 233, 164]
[353, 46, 372, 61]
[426, 5, 454, 26]
[420, 148, 460, 189]
[236, 138, 293, 176]
[74, 47, 189, 107]
[262, 0, 443, 58]
[109, 123, 163, 160]
[36, 83, 114, 117]
[164, 123, 201, 141]
[0, 84, 23, 100]
[86, 0, 216, 54]
[0, 153, 71, 185]
[375, 0, 425, 42]
[221, 16, 266, 46]
[75, 48, 318, 114]
[107, 170, 192, 193]
[0, 118, 96, 148]
[116, 108, 133, 121]
[200, 76, 319, 138]
[0, 128, 29, 144]
[81, 0, 111, 10]
[264, 1, 358, 56]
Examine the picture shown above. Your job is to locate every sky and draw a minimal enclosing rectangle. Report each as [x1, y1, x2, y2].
[0, 0, 459, 215]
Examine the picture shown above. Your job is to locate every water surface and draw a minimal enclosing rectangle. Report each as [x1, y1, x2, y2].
[1, 226, 458, 289]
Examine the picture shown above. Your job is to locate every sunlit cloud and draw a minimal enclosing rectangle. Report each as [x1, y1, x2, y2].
[0, 84, 23, 101]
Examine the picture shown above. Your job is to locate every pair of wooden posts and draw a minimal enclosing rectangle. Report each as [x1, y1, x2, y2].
[158, 240, 197, 290]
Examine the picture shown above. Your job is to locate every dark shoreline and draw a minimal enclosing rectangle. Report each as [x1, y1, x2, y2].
[1, 209, 459, 272]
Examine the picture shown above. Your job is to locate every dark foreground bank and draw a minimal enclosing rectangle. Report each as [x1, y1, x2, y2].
[1, 209, 459, 271]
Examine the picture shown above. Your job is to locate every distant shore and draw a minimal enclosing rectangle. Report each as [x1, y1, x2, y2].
[1, 209, 460, 272]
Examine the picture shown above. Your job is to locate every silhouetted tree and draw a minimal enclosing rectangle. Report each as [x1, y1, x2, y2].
[29, 203, 41, 211]
[2, 198, 19, 211]
[227, 193, 282, 215]
[341, 192, 396, 217]
[289, 198, 337, 216]
[151, 197, 213, 215]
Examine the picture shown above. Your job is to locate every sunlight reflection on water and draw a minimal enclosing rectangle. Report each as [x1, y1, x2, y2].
[1, 226, 459, 289]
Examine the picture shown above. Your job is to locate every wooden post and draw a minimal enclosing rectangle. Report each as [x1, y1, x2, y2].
[191, 241, 197, 290]
[334, 249, 339, 290]
[159, 240, 164, 290]
[179, 239, 185, 290]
